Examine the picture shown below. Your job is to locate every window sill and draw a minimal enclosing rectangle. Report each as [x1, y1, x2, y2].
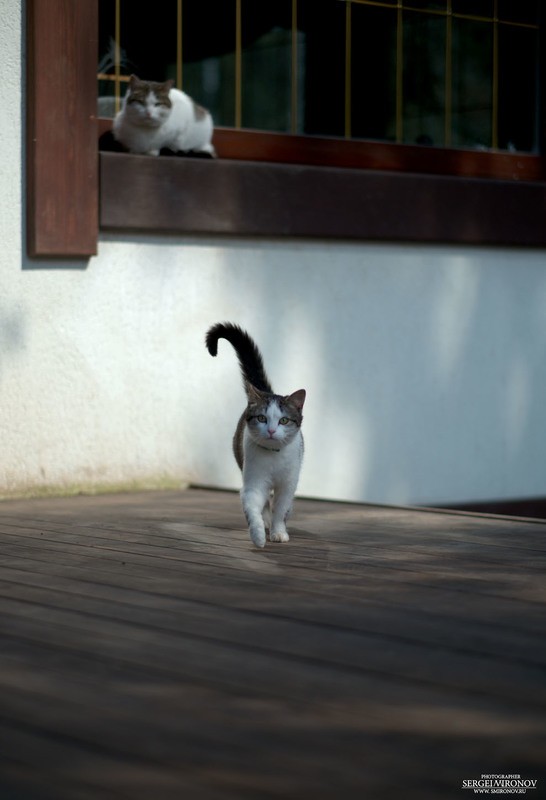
[100, 150, 546, 246]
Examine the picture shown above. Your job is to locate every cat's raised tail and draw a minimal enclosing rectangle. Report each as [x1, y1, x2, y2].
[205, 322, 272, 393]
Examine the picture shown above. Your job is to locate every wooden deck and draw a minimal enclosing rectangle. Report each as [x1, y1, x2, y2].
[0, 488, 544, 799]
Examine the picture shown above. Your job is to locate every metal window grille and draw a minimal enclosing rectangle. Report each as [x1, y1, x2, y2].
[97, 0, 540, 152]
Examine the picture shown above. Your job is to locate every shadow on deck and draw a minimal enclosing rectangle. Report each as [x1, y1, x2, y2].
[0, 488, 544, 799]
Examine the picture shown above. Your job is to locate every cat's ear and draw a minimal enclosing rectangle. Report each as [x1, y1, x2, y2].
[287, 389, 306, 410]
[244, 381, 264, 405]
[162, 79, 174, 91]
[129, 74, 140, 89]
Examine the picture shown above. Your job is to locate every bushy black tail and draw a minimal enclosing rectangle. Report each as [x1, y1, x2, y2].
[205, 322, 273, 393]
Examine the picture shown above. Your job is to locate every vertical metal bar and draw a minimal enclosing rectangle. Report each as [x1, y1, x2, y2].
[492, 0, 499, 148]
[114, 0, 121, 112]
[396, 1, 403, 142]
[291, 0, 298, 134]
[235, 0, 242, 128]
[533, 3, 546, 156]
[345, 0, 352, 138]
[177, 0, 183, 89]
[445, 0, 452, 146]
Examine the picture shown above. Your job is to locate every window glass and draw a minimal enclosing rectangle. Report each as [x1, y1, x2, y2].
[497, 0, 539, 26]
[298, 0, 346, 137]
[97, 0, 541, 154]
[182, 1, 236, 127]
[403, 11, 446, 146]
[451, 0, 493, 15]
[241, 1, 292, 132]
[351, 4, 397, 142]
[451, 17, 493, 149]
[498, 22, 538, 152]
[97, 0, 118, 117]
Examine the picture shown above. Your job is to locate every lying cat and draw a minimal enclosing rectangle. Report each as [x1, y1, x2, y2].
[206, 323, 306, 548]
[113, 74, 216, 157]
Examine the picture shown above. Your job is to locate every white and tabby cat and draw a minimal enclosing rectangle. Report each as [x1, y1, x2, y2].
[113, 74, 216, 157]
[206, 323, 306, 548]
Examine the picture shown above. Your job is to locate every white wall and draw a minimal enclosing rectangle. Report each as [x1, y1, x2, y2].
[2, 1, 546, 504]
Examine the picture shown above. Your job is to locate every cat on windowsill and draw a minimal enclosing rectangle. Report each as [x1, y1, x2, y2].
[102, 74, 216, 158]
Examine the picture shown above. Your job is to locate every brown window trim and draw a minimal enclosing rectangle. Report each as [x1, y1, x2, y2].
[27, 0, 99, 258]
[211, 131, 546, 183]
[28, 0, 546, 258]
[98, 118, 546, 183]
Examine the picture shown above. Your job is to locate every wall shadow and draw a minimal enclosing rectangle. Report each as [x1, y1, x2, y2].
[194, 237, 546, 508]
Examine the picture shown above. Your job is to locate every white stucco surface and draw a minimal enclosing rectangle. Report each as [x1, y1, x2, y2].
[1, 1, 545, 504]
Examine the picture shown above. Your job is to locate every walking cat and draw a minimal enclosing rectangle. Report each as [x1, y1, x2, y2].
[206, 323, 306, 548]
[113, 74, 216, 157]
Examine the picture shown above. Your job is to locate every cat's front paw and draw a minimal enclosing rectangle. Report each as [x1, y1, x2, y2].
[249, 526, 266, 549]
[270, 530, 290, 543]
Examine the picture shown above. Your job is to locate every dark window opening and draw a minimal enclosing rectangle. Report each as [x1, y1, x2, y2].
[98, 0, 541, 155]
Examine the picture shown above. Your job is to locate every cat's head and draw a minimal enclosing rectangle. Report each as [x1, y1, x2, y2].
[124, 75, 173, 128]
[245, 384, 305, 450]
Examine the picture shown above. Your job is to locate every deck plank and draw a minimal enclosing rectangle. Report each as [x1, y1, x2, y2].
[0, 488, 545, 799]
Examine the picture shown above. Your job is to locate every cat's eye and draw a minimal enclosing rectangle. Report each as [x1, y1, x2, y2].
[279, 417, 290, 425]
[257, 415, 267, 423]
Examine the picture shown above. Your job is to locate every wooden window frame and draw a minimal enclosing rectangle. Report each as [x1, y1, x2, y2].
[27, 0, 546, 258]
[26, 0, 99, 257]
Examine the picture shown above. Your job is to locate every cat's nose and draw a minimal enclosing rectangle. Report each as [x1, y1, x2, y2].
[268, 428, 276, 437]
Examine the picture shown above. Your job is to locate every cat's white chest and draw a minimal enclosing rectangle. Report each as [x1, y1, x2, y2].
[242, 429, 303, 487]
[240, 428, 303, 547]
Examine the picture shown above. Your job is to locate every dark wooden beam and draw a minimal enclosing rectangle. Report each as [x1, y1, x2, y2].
[26, 0, 99, 257]
[100, 152, 546, 246]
